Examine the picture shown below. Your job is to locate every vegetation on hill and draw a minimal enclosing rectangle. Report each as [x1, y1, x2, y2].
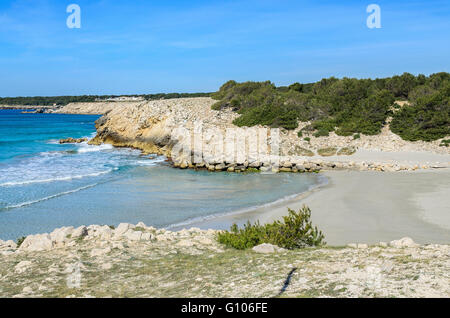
[217, 206, 325, 250]
[211, 72, 450, 141]
[0, 92, 211, 107]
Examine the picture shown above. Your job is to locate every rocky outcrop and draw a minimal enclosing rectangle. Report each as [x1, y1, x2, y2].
[0, 224, 449, 298]
[59, 137, 88, 144]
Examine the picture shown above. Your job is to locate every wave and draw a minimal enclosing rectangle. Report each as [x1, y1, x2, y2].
[0, 170, 113, 187]
[77, 143, 114, 153]
[166, 174, 329, 230]
[2, 183, 99, 210]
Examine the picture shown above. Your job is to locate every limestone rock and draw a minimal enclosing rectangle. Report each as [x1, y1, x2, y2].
[15, 261, 32, 274]
[114, 223, 134, 238]
[252, 243, 285, 254]
[389, 237, 419, 248]
[72, 226, 88, 239]
[90, 247, 111, 257]
[50, 226, 74, 245]
[19, 234, 53, 252]
[125, 230, 142, 241]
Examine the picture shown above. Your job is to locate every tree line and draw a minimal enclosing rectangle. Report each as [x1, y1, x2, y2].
[0, 93, 211, 106]
[211, 72, 450, 142]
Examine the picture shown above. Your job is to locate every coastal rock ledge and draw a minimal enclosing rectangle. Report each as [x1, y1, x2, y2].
[0, 223, 448, 298]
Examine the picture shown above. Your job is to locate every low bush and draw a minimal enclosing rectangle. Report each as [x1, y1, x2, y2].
[217, 206, 325, 250]
[16, 236, 26, 247]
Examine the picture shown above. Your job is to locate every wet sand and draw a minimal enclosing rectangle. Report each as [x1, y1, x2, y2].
[189, 169, 450, 245]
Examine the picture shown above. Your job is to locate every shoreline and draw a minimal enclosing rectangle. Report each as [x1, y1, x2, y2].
[187, 169, 450, 245]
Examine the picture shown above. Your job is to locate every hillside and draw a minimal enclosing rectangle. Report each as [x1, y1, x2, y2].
[211, 72, 450, 142]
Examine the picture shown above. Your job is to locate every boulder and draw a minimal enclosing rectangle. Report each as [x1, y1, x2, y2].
[124, 230, 142, 241]
[19, 234, 53, 251]
[59, 137, 88, 144]
[1, 240, 17, 249]
[90, 247, 111, 257]
[389, 237, 419, 248]
[72, 226, 88, 239]
[252, 243, 285, 254]
[113, 223, 134, 238]
[15, 261, 32, 274]
[50, 226, 74, 245]
[176, 240, 195, 247]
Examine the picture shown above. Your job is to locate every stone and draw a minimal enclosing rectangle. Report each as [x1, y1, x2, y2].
[252, 243, 285, 254]
[101, 263, 113, 270]
[19, 234, 53, 251]
[124, 230, 142, 241]
[136, 222, 147, 228]
[114, 223, 133, 238]
[22, 286, 33, 294]
[357, 243, 368, 249]
[15, 261, 32, 274]
[141, 232, 152, 241]
[50, 226, 74, 245]
[72, 226, 88, 239]
[197, 237, 214, 245]
[3, 240, 17, 249]
[59, 137, 88, 144]
[389, 237, 419, 248]
[90, 247, 111, 257]
[98, 225, 113, 239]
[347, 243, 358, 248]
[176, 240, 194, 247]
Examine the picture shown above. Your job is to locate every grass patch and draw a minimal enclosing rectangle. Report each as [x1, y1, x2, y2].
[317, 147, 337, 156]
[337, 146, 356, 156]
[289, 146, 314, 156]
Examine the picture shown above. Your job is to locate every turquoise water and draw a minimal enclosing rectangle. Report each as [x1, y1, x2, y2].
[0, 110, 322, 240]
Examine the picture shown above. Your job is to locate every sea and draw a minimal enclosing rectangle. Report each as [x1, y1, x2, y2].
[0, 109, 322, 240]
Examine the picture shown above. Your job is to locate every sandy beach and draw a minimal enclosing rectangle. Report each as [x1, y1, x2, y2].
[189, 168, 450, 245]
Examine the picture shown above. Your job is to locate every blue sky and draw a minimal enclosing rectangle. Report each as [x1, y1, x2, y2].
[0, 0, 449, 96]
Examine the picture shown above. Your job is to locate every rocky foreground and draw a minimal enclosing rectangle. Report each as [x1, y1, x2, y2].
[0, 223, 448, 298]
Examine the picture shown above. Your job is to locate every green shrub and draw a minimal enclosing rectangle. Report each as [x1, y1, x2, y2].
[297, 131, 303, 138]
[353, 133, 360, 139]
[391, 83, 450, 141]
[217, 206, 325, 250]
[313, 129, 329, 137]
[303, 137, 311, 142]
[440, 139, 450, 147]
[16, 236, 26, 247]
[211, 73, 450, 141]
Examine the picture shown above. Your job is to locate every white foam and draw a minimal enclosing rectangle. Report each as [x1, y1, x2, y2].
[77, 143, 114, 153]
[0, 170, 112, 187]
[4, 183, 99, 209]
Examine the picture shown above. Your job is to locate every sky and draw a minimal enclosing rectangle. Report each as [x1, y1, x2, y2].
[0, 0, 449, 97]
